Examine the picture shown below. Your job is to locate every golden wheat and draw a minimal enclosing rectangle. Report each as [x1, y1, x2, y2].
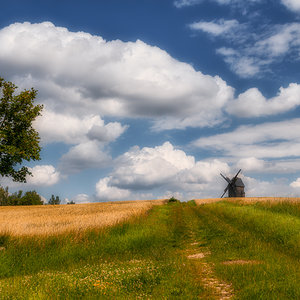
[194, 197, 300, 206]
[0, 199, 167, 237]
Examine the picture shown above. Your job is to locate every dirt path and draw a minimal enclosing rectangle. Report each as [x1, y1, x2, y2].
[183, 205, 234, 299]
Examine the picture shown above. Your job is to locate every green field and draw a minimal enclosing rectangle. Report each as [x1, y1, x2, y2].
[0, 199, 299, 299]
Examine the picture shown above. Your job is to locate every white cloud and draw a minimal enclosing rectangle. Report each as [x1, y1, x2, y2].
[192, 118, 300, 159]
[216, 23, 300, 77]
[34, 109, 127, 145]
[34, 108, 126, 175]
[227, 83, 300, 117]
[27, 165, 60, 186]
[59, 141, 112, 174]
[175, 0, 261, 8]
[0, 22, 234, 131]
[216, 48, 261, 77]
[95, 177, 131, 201]
[281, 0, 300, 12]
[255, 23, 300, 57]
[93, 141, 300, 200]
[174, 0, 202, 8]
[1, 165, 60, 188]
[244, 176, 298, 197]
[234, 157, 300, 174]
[111, 142, 195, 190]
[290, 178, 300, 188]
[71, 193, 91, 204]
[236, 157, 266, 172]
[189, 19, 240, 36]
[95, 142, 230, 200]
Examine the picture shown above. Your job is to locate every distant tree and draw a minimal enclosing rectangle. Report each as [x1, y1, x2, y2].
[66, 200, 75, 205]
[20, 191, 43, 205]
[48, 194, 61, 205]
[0, 77, 43, 182]
[7, 190, 23, 205]
[0, 186, 9, 205]
[0, 187, 43, 206]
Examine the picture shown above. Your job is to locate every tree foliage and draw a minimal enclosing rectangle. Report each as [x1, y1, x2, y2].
[0, 77, 43, 182]
[48, 194, 61, 205]
[0, 186, 43, 206]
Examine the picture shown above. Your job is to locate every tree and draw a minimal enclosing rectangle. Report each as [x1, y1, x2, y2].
[48, 194, 60, 205]
[20, 191, 43, 205]
[0, 186, 9, 206]
[0, 77, 43, 182]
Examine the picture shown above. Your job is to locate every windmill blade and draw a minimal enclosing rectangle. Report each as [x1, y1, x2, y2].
[221, 185, 229, 198]
[220, 173, 232, 184]
[231, 169, 241, 183]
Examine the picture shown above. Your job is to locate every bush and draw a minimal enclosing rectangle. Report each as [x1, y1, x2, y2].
[168, 197, 180, 203]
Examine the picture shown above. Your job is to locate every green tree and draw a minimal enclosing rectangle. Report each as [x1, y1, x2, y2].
[20, 191, 43, 205]
[48, 194, 60, 205]
[0, 186, 9, 205]
[0, 77, 43, 182]
[8, 190, 23, 205]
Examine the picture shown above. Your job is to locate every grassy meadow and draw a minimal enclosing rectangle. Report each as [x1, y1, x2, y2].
[0, 198, 299, 299]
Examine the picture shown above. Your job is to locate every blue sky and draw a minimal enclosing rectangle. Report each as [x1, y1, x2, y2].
[1, 0, 300, 202]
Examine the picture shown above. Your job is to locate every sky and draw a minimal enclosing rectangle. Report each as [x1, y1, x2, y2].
[1, 0, 300, 203]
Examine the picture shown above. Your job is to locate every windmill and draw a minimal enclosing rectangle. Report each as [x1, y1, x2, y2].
[220, 169, 245, 198]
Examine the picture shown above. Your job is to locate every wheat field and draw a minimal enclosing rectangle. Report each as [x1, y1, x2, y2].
[0, 199, 167, 236]
[194, 197, 300, 205]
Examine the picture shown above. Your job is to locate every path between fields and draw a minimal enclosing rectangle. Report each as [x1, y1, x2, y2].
[183, 206, 234, 300]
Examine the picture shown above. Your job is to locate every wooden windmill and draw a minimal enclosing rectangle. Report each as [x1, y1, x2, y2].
[220, 169, 245, 198]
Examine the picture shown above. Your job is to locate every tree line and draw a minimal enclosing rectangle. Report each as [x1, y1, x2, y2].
[0, 186, 71, 206]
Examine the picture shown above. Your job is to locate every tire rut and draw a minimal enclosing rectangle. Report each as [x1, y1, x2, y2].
[182, 205, 234, 300]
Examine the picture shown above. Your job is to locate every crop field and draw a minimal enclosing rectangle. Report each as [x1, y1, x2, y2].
[0, 199, 167, 236]
[0, 197, 299, 299]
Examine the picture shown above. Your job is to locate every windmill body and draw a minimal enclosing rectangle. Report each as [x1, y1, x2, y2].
[220, 169, 245, 198]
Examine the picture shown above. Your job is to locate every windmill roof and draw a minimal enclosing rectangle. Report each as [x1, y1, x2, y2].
[235, 177, 245, 187]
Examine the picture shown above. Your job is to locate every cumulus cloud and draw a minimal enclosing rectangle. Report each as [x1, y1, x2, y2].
[93, 141, 300, 200]
[59, 141, 112, 174]
[111, 142, 195, 190]
[192, 118, 300, 159]
[96, 177, 131, 201]
[27, 165, 60, 186]
[189, 19, 240, 36]
[236, 157, 266, 172]
[0, 22, 234, 131]
[290, 178, 300, 188]
[1, 165, 60, 188]
[95, 142, 230, 200]
[33, 108, 126, 174]
[227, 83, 300, 117]
[244, 176, 298, 197]
[71, 193, 91, 204]
[281, 0, 300, 12]
[34, 109, 127, 145]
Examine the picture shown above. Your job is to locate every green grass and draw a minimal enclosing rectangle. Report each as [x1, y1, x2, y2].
[193, 200, 300, 299]
[0, 200, 299, 299]
[0, 203, 206, 299]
